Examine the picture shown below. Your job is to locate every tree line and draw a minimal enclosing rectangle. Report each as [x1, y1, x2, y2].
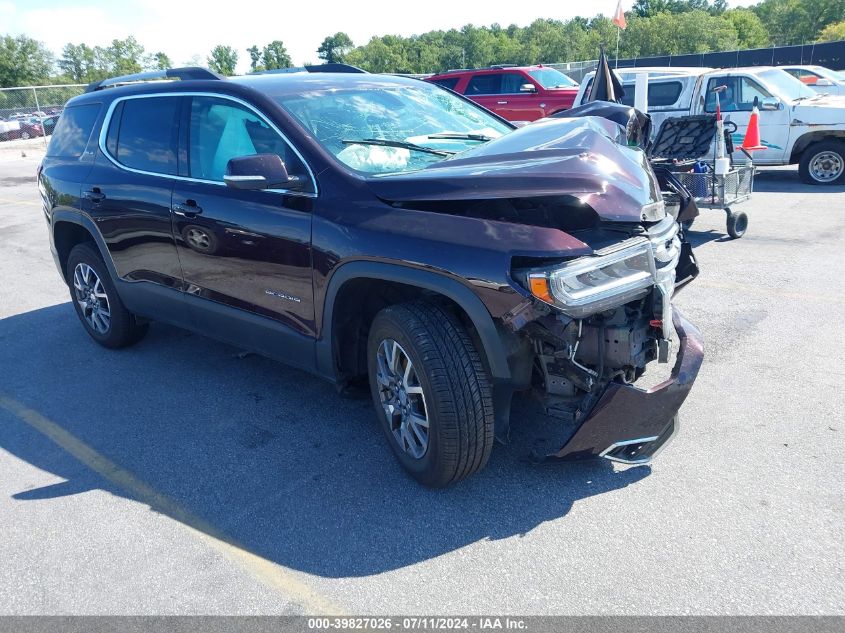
[1, 0, 844, 87]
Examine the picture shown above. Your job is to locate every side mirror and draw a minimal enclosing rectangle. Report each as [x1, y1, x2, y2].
[519, 83, 537, 93]
[815, 78, 834, 87]
[223, 153, 302, 190]
[760, 97, 781, 111]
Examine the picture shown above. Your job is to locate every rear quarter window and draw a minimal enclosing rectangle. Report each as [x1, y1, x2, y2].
[649, 81, 683, 106]
[619, 80, 684, 108]
[431, 77, 460, 91]
[46, 104, 101, 158]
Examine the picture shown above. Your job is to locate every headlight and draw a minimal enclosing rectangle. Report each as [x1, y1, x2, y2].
[527, 238, 656, 318]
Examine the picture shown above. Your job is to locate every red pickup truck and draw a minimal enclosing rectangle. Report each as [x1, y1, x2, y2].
[426, 65, 579, 122]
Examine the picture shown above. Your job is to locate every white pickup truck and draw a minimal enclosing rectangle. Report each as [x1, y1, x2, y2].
[573, 66, 845, 185]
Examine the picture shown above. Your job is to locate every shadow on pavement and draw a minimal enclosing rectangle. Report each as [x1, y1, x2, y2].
[1, 303, 650, 578]
[752, 168, 845, 194]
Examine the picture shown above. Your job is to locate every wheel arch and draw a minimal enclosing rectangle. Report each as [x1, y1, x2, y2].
[790, 131, 845, 163]
[317, 261, 512, 385]
[52, 212, 119, 284]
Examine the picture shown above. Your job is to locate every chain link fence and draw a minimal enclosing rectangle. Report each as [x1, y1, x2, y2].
[0, 84, 86, 149]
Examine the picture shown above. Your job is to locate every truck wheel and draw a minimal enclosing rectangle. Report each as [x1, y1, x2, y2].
[726, 210, 748, 239]
[799, 140, 845, 185]
[367, 301, 494, 487]
[66, 243, 148, 349]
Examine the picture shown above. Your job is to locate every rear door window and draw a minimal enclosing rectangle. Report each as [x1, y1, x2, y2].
[46, 104, 101, 158]
[107, 96, 180, 175]
[466, 73, 502, 95]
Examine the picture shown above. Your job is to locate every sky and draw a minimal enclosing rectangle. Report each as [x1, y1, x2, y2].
[1, 0, 759, 73]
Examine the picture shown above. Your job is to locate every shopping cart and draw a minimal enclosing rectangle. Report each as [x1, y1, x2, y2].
[672, 165, 754, 239]
[649, 115, 752, 239]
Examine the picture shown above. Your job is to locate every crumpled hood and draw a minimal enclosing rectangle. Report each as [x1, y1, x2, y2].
[791, 95, 845, 125]
[365, 117, 662, 223]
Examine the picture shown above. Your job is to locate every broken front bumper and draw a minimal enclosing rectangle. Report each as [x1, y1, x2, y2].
[549, 308, 704, 464]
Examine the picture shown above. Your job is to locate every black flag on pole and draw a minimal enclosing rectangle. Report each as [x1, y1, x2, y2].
[588, 47, 625, 103]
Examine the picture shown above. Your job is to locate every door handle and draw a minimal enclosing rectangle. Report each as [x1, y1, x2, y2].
[497, 101, 508, 105]
[83, 188, 105, 203]
[172, 201, 203, 218]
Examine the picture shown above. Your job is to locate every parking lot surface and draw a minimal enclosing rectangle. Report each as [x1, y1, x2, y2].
[1, 148, 843, 615]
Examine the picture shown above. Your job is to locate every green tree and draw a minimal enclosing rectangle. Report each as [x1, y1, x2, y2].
[58, 43, 98, 82]
[247, 45, 262, 71]
[346, 36, 407, 73]
[317, 32, 354, 64]
[106, 37, 145, 75]
[724, 8, 770, 49]
[150, 52, 172, 70]
[207, 45, 238, 76]
[633, 0, 725, 17]
[817, 19, 845, 41]
[261, 40, 292, 70]
[754, 0, 845, 45]
[0, 35, 54, 87]
[621, 10, 737, 57]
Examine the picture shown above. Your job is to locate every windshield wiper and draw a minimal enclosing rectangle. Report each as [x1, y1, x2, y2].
[427, 132, 494, 142]
[341, 138, 455, 157]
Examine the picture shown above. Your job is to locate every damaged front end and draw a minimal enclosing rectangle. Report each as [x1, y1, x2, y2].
[509, 214, 703, 464]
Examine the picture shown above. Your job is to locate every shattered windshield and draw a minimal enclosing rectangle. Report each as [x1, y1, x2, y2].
[275, 83, 511, 174]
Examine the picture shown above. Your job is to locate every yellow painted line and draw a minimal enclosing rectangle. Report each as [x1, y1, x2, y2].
[696, 279, 844, 304]
[0, 197, 41, 207]
[0, 393, 344, 615]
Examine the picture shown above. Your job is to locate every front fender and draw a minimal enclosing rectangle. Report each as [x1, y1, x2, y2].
[316, 260, 512, 383]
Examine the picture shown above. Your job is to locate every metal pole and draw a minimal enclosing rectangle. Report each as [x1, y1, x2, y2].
[32, 87, 47, 150]
[615, 27, 620, 69]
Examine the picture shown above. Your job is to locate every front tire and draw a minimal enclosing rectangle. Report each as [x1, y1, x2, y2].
[799, 140, 845, 185]
[367, 301, 494, 487]
[726, 209, 748, 239]
[66, 243, 148, 348]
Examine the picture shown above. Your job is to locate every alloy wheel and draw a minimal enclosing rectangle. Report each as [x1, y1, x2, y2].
[73, 263, 111, 334]
[809, 151, 844, 183]
[185, 227, 211, 251]
[375, 338, 429, 459]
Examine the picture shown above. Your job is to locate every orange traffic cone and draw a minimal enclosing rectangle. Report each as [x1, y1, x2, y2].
[741, 104, 766, 151]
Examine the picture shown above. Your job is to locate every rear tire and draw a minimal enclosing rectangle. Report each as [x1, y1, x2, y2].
[66, 243, 148, 349]
[367, 301, 495, 487]
[799, 140, 845, 185]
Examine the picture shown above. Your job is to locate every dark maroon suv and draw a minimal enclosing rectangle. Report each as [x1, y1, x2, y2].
[39, 65, 702, 487]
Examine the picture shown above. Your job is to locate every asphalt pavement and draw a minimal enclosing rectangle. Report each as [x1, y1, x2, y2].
[1, 148, 843, 615]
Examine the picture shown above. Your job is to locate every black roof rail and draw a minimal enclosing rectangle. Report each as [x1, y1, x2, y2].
[84, 67, 224, 93]
[251, 63, 367, 75]
[444, 63, 522, 73]
[305, 63, 367, 73]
